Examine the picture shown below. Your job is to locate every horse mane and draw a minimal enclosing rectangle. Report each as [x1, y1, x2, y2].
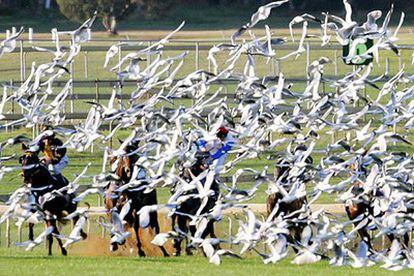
[27, 164, 54, 188]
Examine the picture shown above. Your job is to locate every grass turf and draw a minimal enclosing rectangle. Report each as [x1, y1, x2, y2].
[0, 248, 412, 276]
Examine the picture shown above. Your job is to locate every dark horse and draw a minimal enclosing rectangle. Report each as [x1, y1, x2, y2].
[106, 142, 169, 257]
[171, 152, 219, 256]
[20, 144, 86, 255]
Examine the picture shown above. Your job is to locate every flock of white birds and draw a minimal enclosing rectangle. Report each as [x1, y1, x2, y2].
[1, 0, 414, 270]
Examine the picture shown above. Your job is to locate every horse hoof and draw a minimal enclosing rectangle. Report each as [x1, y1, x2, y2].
[110, 243, 118, 252]
[81, 232, 88, 240]
[185, 250, 193, 256]
[173, 252, 181, 257]
[138, 251, 146, 257]
[62, 248, 68, 256]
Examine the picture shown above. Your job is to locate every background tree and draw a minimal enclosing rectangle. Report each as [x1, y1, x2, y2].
[133, 0, 175, 19]
[56, 0, 137, 34]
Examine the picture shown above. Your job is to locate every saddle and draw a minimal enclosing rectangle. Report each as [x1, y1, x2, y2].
[51, 173, 69, 190]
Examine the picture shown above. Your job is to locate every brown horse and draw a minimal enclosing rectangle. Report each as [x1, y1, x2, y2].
[266, 155, 310, 250]
[266, 193, 307, 249]
[20, 144, 86, 255]
[345, 166, 410, 250]
[105, 143, 169, 257]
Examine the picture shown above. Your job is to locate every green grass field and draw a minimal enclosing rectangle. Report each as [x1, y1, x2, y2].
[0, 248, 412, 276]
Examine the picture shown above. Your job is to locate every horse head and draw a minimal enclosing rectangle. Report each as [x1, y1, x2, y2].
[112, 140, 140, 182]
[19, 143, 41, 184]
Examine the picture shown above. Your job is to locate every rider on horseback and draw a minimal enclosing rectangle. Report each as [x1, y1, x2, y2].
[196, 126, 236, 175]
[37, 127, 69, 187]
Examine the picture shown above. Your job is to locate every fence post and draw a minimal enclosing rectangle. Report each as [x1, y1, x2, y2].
[101, 217, 106, 238]
[275, 59, 280, 75]
[28, 28, 33, 43]
[87, 219, 91, 236]
[334, 49, 338, 76]
[147, 41, 152, 66]
[20, 40, 24, 82]
[6, 218, 10, 248]
[398, 50, 402, 70]
[95, 79, 100, 103]
[69, 41, 75, 114]
[109, 120, 113, 149]
[228, 216, 232, 249]
[118, 43, 122, 74]
[23, 52, 27, 80]
[385, 58, 390, 78]
[306, 42, 310, 79]
[84, 51, 88, 79]
[195, 42, 199, 71]
[18, 224, 22, 243]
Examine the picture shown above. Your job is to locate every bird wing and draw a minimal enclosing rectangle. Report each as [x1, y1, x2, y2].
[343, 0, 353, 23]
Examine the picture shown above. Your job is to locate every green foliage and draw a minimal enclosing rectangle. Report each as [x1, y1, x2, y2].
[55, 0, 96, 23]
[56, 0, 137, 33]
[136, 0, 175, 19]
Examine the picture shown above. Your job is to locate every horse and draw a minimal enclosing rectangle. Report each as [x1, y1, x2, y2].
[345, 163, 411, 250]
[19, 144, 86, 255]
[267, 194, 307, 251]
[170, 152, 219, 256]
[105, 142, 169, 257]
[266, 155, 312, 251]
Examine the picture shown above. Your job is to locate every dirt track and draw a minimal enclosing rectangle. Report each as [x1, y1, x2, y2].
[0, 204, 346, 257]
[0, 203, 346, 215]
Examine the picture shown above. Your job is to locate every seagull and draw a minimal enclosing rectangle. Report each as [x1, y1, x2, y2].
[289, 14, 322, 42]
[280, 21, 308, 60]
[203, 243, 242, 265]
[72, 188, 103, 203]
[348, 240, 375, 268]
[231, 0, 289, 44]
[0, 27, 24, 58]
[16, 226, 54, 251]
[104, 41, 144, 68]
[58, 11, 97, 44]
[55, 216, 88, 248]
[151, 231, 182, 246]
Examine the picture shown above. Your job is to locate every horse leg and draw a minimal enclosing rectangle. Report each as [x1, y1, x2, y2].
[46, 220, 54, 256]
[200, 220, 213, 239]
[403, 233, 410, 248]
[359, 228, 373, 250]
[124, 225, 136, 254]
[285, 230, 300, 253]
[173, 216, 188, 256]
[206, 220, 220, 250]
[149, 211, 169, 257]
[387, 233, 410, 250]
[185, 220, 197, 256]
[52, 222, 67, 256]
[28, 223, 34, 241]
[133, 216, 146, 257]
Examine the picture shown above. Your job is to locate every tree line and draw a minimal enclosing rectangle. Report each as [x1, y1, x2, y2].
[0, 0, 412, 34]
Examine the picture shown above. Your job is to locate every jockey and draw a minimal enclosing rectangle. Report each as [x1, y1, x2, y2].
[196, 126, 236, 174]
[37, 129, 69, 186]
